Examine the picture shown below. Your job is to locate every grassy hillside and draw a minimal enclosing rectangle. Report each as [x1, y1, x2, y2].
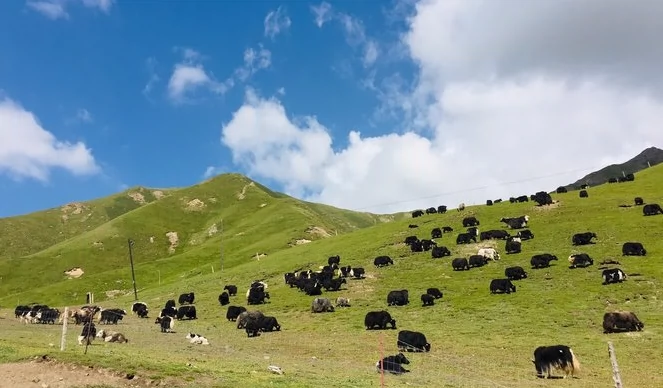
[567, 146, 663, 189]
[1, 165, 662, 387]
[0, 186, 169, 260]
[0, 174, 390, 304]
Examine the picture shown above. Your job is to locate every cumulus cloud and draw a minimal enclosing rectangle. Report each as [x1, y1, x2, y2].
[264, 6, 292, 39]
[310, 2, 332, 28]
[219, 0, 663, 213]
[167, 48, 233, 103]
[167, 46, 271, 103]
[0, 97, 99, 181]
[26, 0, 114, 20]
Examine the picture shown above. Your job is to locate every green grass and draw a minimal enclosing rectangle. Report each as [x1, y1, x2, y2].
[0, 174, 388, 304]
[1, 166, 662, 387]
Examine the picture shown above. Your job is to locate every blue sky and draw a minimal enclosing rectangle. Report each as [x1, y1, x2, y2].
[1, 0, 662, 217]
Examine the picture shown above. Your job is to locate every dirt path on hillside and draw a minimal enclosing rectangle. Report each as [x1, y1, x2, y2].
[0, 356, 160, 388]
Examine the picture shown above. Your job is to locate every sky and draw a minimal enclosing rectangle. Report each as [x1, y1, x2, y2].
[1, 0, 663, 217]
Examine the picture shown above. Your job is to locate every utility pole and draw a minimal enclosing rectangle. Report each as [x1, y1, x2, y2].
[220, 219, 224, 272]
[128, 239, 138, 300]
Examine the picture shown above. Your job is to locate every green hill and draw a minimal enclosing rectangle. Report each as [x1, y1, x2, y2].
[0, 173, 391, 303]
[0, 165, 662, 387]
[567, 146, 663, 189]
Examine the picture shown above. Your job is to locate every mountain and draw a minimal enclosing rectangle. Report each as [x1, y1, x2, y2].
[0, 173, 395, 302]
[2, 164, 662, 388]
[566, 146, 663, 189]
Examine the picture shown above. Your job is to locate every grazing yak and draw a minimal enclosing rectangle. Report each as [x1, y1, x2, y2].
[96, 329, 128, 343]
[387, 290, 409, 306]
[78, 322, 97, 345]
[247, 282, 270, 305]
[477, 247, 500, 261]
[335, 297, 351, 307]
[431, 246, 451, 258]
[397, 330, 431, 352]
[622, 242, 646, 256]
[468, 255, 489, 268]
[602, 268, 627, 285]
[99, 308, 126, 325]
[185, 333, 209, 345]
[568, 253, 594, 268]
[226, 306, 247, 321]
[490, 279, 516, 294]
[634, 197, 644, 206]
[365, 311, 396, 330]
[223, 285, 237, 296]
[603, 311, 644, 333]
[375, 353, 410, 375]
[505, 266, 527, 280]
[311, 298, 335, 313]
[517, 229, 534, 240]
[156, 316, 174, 333]
[178, 292, 195, 305]
[643, 203, 662, 216]
[579, 190, 588, 198]
[505, 237, 522, 254]
[421, 294, 435, 307]
[426, 288, 443, 299]
[531, 254, 558, 269]
[480, 230, 510, 241]
[131, 302, 148, 319]
[176, 305, 197, 320]
[328, 255, 341, 266]
[456, 233, 476, 244]
[431, 228, 442, 239]
[411, 209, 424, 218]
[462, 216, 480, 227]
[452, 258, 470, 271]
[556, 186, 568, 194]
[236, 311, 264, 329]
[500, 215, 529, 229]
[218, 292, 230, 306]
[532, 345, 580, 379]
[572, 232, 597, 246]
[374, 256, 394, 267]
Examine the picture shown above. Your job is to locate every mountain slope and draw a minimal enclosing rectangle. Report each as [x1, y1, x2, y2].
[567, 146, 663, 189]
[0, 174, 390, 301]
[1, 163, 662, 388]
[0, 186, 169, 260]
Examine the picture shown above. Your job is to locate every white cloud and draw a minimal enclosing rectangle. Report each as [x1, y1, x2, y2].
[202, 165, 225, 179]
[76, 108, 93, 123]
[142, 57, 160, 97]
[235, 45, 272, 82]
[312, 4, 380, 68]
[0, 97, 99, 181]
[167, 48, 233, 103]
[218, 0, 663, 213]
[221, 82, 663, 213]
[264, 6, 292, 39]
[27, 1, 69, 20]
[311, 2, 333, 28]
[26, 0, 114, 19]
[167, 46, 271, 103]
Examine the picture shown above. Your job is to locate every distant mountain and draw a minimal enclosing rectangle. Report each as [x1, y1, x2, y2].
[566, 146, 663, 189]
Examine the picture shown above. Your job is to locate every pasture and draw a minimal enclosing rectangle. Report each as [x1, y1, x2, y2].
[1, 165, 663, 387]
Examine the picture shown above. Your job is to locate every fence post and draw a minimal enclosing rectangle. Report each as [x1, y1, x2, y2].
[60, 307, 69, 351]
[608, 341, 623, 388]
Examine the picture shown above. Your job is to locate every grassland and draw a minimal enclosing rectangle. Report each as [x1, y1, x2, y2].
[0, 173, 389, 304]
[1, 165, 662, 387]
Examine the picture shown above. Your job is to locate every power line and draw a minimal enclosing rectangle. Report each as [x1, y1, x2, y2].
[349, 165, 601, 212]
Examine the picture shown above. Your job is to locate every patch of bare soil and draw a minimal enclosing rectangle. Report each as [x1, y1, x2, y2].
[127, 192, 146, 204]
[152, 190, 165, 200]
[166, 231, 179, 253]
[0, 356, 151, 388]
[237, 182, 255, 200]
[64, 268, 84, 279]
[533, 201, 561, 211]
[305, 226, 331, 238]
[184, 199, 206, 211]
